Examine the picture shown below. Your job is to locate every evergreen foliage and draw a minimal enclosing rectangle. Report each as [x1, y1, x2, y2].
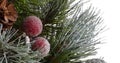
[85, 58, 106, 63]
[0, 24, 42, 63]
[0, 0, 105, 63]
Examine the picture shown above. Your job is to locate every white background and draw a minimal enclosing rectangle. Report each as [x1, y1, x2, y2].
[91, 0, 120, 63]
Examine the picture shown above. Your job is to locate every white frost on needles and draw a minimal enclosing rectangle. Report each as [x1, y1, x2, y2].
[25, 36, 31, 52]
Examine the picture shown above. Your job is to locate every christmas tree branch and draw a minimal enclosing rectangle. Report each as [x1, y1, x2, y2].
[4, 0, 105, 63]
[44, 1, 103, 63]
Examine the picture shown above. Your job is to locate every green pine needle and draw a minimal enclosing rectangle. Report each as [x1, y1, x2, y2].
[0, 24, 42, 63]
[0, 0, 105, 63]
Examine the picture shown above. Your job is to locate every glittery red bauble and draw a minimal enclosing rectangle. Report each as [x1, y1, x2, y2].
[23, 16, 43, 37]
[31, 37, 50, 57]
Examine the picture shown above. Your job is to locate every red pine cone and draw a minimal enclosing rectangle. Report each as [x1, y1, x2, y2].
[23, 16, 43, 37]
[31, 37, 50, 57]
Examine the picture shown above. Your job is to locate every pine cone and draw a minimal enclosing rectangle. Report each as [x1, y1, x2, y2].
[0, 0, 18, 29]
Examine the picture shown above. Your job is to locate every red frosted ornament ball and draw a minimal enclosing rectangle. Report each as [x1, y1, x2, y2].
[31, 37, 50, 57]
[23, 16, 43, 37]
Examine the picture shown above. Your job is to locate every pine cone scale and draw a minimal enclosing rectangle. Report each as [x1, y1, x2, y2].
[0, 0, 18, 29]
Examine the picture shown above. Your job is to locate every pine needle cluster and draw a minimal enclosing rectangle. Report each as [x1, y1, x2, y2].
[0, 0, 106, 63]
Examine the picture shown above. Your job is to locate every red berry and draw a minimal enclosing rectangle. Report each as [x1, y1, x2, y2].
[23, 16, 43, 37]
[31, 37, 50, 57]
